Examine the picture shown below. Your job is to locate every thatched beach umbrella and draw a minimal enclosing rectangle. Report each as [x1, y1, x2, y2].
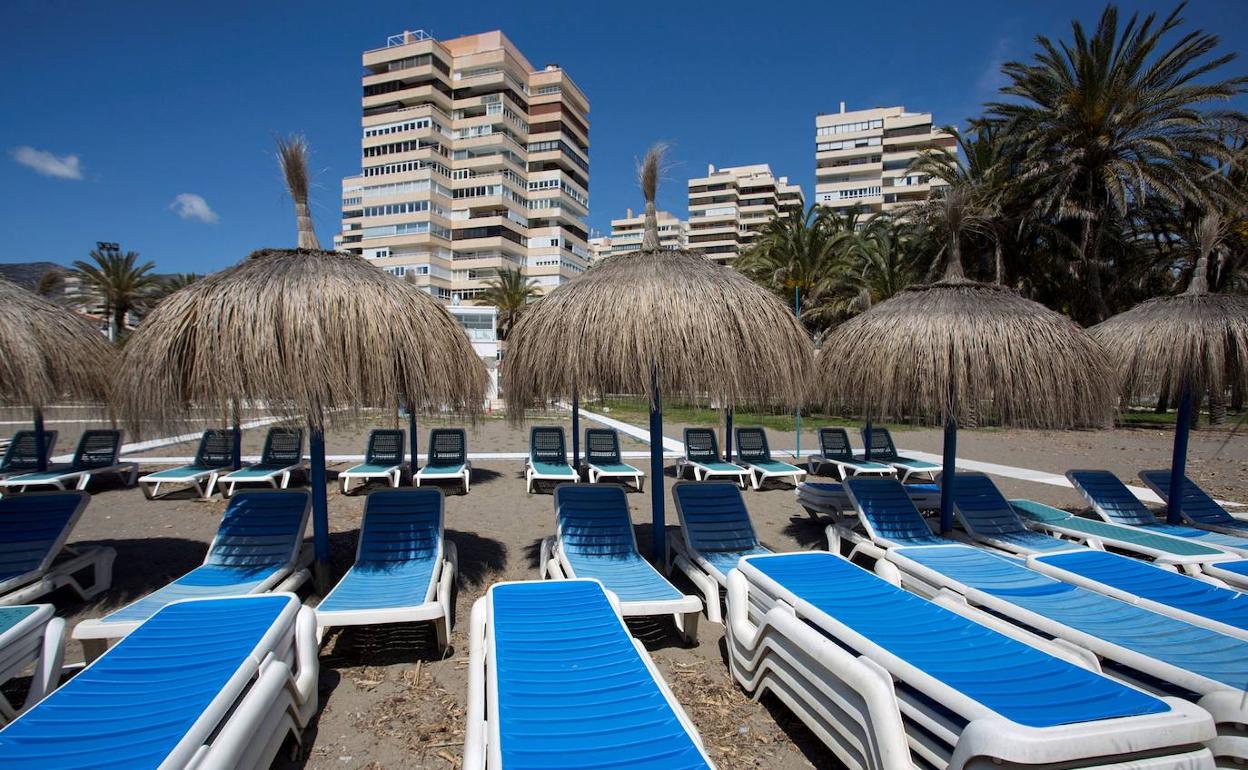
[1091, 216, 1248, 524]
[817, 252, 1115, 533]
[0, 276, 117, 470]
[503, 145, 813, 561]
[115, 136, 488, 585]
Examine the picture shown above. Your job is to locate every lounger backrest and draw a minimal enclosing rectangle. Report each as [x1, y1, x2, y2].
[845, 477, 943, 545]
[734, 428, 772, 463]
[683, 428, 720, 463]
[195, 430, 234, 467]
[671, 481, 760, 553]
[0, 430, 57, 473]
[860, 427, 899, 460]
[584, 429, 621, 465]
[817, 428, 853, 461]
[260, 428, 303, 466]
[364, 429, 405, 466]
[1139, 470, 1231, 525]
[943, 472, 1028, 535]
[205, 489, 310, 568]
[530, 427, 566, 464]
[73, 430, 122, 469]
[356, 488, 442, 566]
[428, 429, 466, 466]
[1067, 470, 1156, 526]
[556, 485, 636, 559]
[0, 491, 90, 585]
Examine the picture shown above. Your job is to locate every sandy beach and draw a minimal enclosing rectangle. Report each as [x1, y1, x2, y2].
[10, 413, 1248, 770]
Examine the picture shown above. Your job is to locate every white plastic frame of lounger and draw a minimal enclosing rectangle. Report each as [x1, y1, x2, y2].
[415, 462, 471, 493]
[0, 462, 139, 493]
[221, 462, 305, 497]
[675, 457, 750, 487]
[585, 461, 644, 490]
[740, 460, 806, 491]
[462, 580, 712, 770]
[806, 455, 896, 481]
[723, 559, 1216, 770]
[0, 493, 116, 607]
[525, 463, 578, 493]
[886, 545, 1248, 765]
[139, 465, 232, 500]
[339, 462, 407, 494]
[665, 525, 770, 626]
[0, 605, 64, 725]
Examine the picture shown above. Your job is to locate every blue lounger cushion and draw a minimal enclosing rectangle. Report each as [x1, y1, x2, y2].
[490, 581, 710, 768]
[950, 473, 1073, 553]
[0, 595, 296, 769]
[744, 552, 1169, 727]
[896, 544, 1248, 691]
[844, 477, 946, 546]
[0, 492, 88, 587]
[671, 482, 771, 576]
[1139, 470, 1248, 534]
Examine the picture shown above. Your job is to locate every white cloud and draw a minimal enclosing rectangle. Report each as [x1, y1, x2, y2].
[10, 146, 84, 179]
[169, 193, 219, 224]
[977, 37, 1013, 99]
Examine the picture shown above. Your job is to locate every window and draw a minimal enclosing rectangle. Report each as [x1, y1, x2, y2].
[816, 118, 884, 136]
[362, 159, 450, 178]
[817, 137, 882, 152]
[362, 222, 451, 240]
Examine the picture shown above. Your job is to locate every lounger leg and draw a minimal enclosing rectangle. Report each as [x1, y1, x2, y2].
[205, 474, 218, 497]
[142, 482, 155, 500]
[126, 465, 139, 486]
[75, 474, 90, 491]
[463, 471, 470, 494]
[636, 475, 644, 493]
[750, 470, 761, 491]
[676, 609, 700, 645]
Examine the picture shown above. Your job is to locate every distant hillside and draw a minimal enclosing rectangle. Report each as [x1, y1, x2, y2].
[0, 261, 67, 289]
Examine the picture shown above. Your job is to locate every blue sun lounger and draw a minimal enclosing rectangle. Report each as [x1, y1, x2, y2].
[220, 427, 305, 497]
[669, 481, 770, 623]
[73, 489, 312, 656]
[0, 594, 319, 770]
[886, 542, 1248, 765]
[858, 427, 940, 482]
[1069, 470, 1248, 556]
[316, 488, 456, 651]
[139, 429, 234, 499]
[0, 491, 114, 606]
[806, 427, 894, 479]
[525, 426, 577, 493]
[0, 604, 64, 725]
[415, 428, 471, 493]
[540, 485, 700, 642]
[675, 428, 749, 487]
[582, 428, 644, 490]
[462, 580, 713, 770]
[734, 427, 805, 490]
[725, 552, 1215, 770]
[1139, 470, 1248, 536]
[0, 431, 58, 479]
[0, 430, 137, 493]
[339, 429, 407, 494]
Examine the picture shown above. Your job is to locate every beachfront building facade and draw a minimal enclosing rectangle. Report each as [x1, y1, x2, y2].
[686, 164, 803, 263]
[588, 234, 612, 260]
[605, 208, 687, 256]
[335, 29, 592, 302]
[814, 104, 955, 214]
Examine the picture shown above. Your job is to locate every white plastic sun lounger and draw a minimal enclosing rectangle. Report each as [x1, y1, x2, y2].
[316, 488, 457, 651]
[0, 431, 58, 480]
[806, 427, 895, 479]
[74, 489, 312, 657]
[725, 551, 1215, 770]
[675, 428, 749, 487]
[139, 429, 234, 499]
[734, 427, 805, 490]
[414, 428, 471, 493]
[220, 427, 305, 497]
[0, 430, 137, 493]
[582, 428, 644, 491]
[668, 481, 770, 623]
[540, 485, 700, 642]
[462, 580, 714, 770]
[1139, 470, 1248, 537]
[0, 491, 114, 606]
[525, 426, 578, 493]
[858, 427, 940, 483]
[0, 594, 319, 770]
[339, 429, 408, 494]
[0, 605, 64, 726]
[886, 543, 1248, 765]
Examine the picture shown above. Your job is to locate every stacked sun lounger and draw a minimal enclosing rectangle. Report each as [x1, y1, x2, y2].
[463, 580, 714, 769]
[0, 604, 63, 725]
[0, 594, 319, 769]
[797, 480, 942, 520]
[0, 491, 114, 606]
[724, 550, 1216, 770]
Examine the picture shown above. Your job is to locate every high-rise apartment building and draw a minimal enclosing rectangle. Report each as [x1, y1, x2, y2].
[814, 104, 955, 214]
[335, 30, 592, 302]
[605, 208, 686, 256]
[686, 164, 803, 263]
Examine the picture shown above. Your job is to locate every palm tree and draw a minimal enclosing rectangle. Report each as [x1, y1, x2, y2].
[736, 205, 858, 321]
[799, 215, 923, 328]
[72, 248, 163, 341]
[989, 3, 1248, 322]
[900, 181, 989, 282]
[35, 269, 67, 300]
[479, 267, 540, 340]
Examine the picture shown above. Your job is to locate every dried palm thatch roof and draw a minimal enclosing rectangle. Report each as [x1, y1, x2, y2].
[0, 276, 116, 408]
[502, 145, 812, 414]
[817, 274, 1116, 428]
[114, 248, 489, 435]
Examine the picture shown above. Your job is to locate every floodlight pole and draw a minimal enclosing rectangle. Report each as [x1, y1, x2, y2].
[32, 408, 47, 472]
[308, 421, 330, 593]
[649, 366, 665, 564]
[571, 389, 580, 475]
[1166, 383, 1193, 525]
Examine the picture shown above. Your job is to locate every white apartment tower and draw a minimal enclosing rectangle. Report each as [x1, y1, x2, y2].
[814, 104, 955, 214]
[686, 164, 804, 263]
[606, 208, 687, 256]
[336, 30, 592, 301]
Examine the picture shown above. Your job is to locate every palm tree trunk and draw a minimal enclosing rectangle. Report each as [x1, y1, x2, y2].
[1209, 387, 1227, 426]
[993, 239, 1005, 285]
[1080, 217, 1111, 323]
[1155, 371, 1170, 413]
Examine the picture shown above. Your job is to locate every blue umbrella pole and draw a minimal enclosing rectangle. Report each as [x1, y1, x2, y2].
[650, 369, 665, 563]
[1166, 384, 1193, 525]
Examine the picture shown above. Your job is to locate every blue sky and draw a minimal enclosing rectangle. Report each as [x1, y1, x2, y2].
[3, 0, 1246, 273]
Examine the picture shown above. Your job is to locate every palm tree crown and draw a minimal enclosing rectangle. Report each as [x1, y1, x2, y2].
[71, 248, 163, 341]
[479, 267, 540, 340]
